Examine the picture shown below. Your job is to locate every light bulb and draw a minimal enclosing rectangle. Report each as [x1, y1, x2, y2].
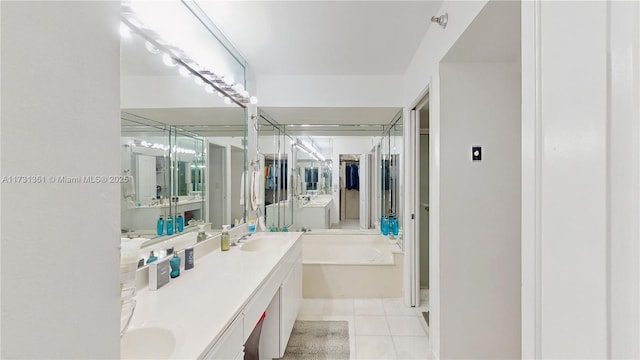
[119, 22, 131, 38]
[223, 75, 234, 86]
[233, 83, 244, 93]
[249, 96, 259, 105]
[194, 76, 205, 86]
[224, 97, 232, 105]
[144, 41, 160, 54]
[241, 90, 250, 98]
[162, 54, 176, 67]
[204, 84, 214, 94]
[178, 65, 190, 77]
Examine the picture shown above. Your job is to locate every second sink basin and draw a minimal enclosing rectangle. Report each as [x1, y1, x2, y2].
[240, 235, 286, 252]
[121, 325, 176, 359]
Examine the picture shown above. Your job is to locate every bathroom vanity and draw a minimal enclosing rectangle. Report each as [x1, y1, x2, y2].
[122, 232, 303, 359]
[294, 195, 333, 230]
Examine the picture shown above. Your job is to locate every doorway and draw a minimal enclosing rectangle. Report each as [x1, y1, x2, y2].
[338, 154, 360, 229]
[418, 101, 429, 294]
[208, 143, 226, 229]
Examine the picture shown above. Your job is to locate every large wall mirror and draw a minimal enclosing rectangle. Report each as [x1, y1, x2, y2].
[380, 111, 403, 247]
[257, 110, 293, 231]
[120, 2, 248, 245]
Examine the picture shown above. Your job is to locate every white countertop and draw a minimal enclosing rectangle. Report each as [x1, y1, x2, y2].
[128, 199, 204, 209]
[127, 231, 303, 359]
[301, 195, 333, 208]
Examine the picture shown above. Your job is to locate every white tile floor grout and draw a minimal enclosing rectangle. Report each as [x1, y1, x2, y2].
[297, 296, 430, 360]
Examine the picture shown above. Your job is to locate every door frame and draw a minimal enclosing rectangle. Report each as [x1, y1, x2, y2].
[404, 85, 430, 307]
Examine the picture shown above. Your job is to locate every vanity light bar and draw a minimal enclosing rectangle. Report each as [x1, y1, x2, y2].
[120, 4, 257, 107]
[295, 140, 325, 162]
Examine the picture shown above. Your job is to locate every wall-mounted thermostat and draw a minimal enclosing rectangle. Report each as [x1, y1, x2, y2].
[472, 146, 482, 161]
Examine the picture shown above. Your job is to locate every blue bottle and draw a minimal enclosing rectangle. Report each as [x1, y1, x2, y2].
[170, 254, 181, 278]
[166, 216, 174, 235]
[381, 217, 389, 236]
[177, 215, 184, 232]
[390, 217, 399, 236]
[156, 216, 164, 236]
[146, 250, 158, 264]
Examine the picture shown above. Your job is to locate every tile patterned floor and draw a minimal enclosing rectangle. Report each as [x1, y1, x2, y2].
[297, 296, 430, 360]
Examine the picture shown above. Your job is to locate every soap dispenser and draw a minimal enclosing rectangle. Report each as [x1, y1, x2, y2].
[177, 215, 184, 232]
[221, 225, 230, 251]
[196, 224, 207, 242]
[166, 216, 174, 235]
[156, 216, 164, 236]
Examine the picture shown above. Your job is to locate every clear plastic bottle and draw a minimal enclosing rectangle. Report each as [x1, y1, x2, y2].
[221, 224, 230, 251]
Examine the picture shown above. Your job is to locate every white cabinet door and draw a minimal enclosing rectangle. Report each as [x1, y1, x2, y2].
[202, 314, 243, 360]
[280, 256, 303, 353]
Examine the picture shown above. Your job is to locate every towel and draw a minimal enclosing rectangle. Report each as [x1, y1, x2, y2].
[251, 170, 264, 211]
[122, 175, 135, 198]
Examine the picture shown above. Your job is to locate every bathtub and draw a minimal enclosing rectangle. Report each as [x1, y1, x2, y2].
[302, 233, 403, 298]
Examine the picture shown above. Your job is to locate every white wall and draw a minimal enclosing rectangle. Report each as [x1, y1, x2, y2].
[522, 2, 608, 358]
[401, 2, 489, 358]
[439, 62, 521, 359]
[257, 75, 403, 107]
[608, 1, 640, 357]
[522, 1, 640, 358]
[1, 1, 121, 358]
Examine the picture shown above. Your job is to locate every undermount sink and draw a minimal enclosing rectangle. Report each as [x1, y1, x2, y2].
[240, 236, 285, 252]
[121, 325, 176, 359]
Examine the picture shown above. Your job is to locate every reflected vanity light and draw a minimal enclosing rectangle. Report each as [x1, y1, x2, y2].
[144, 41, 160, 54]
[119, 22, 131, 38]
[295, 139, 325, 162]
[162, 53, 177, 67]
[121, 1, 256, 107]
[178, 65, 191, 77]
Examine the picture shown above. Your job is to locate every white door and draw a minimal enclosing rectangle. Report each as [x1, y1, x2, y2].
[359, 153, 370, 229]
[404, 109, 420, 306]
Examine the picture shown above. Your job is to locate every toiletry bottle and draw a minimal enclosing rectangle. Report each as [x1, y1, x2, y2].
[221, 225, 230, 251]
[156, 216, 164, 236]
[169, 253, 181, 278]
[177, 215, 184, 232]
[146, 250, 158, 264]
[197, 224, 207, 242]
[166, 216, 174, 235]
[184, 246, 194, 270]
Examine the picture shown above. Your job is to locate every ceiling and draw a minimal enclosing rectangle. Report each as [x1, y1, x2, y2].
[441, 1, 520, 63]
[198, 1, 442, 76]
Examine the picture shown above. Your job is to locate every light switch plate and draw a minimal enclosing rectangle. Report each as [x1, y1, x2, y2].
[472, 146, 482, 161]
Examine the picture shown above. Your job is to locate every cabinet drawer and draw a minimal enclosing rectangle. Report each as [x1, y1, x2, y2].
[202, 314, 243, 360]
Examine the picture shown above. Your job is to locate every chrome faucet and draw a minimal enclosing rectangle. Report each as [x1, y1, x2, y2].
[232, 232, 253, 246]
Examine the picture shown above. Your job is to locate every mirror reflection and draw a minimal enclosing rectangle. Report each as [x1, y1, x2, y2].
[120, 16, 247, 246]
[380, 111, 403, 247]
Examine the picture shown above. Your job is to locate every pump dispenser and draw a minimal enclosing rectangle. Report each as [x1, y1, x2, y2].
[146, 250, 158, 264]
[156, 216, 164, 236]
[197, 224, 207, 242]
[221, 225, 230, 251]
[166, 216, 174, 235]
